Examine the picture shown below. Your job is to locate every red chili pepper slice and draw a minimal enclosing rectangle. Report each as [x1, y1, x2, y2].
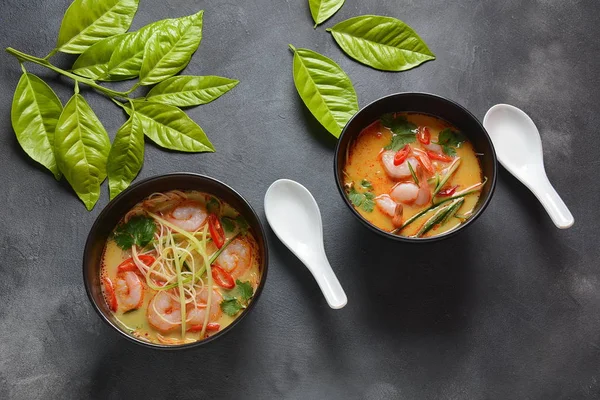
[417, 126, 431, 145]
[393, 145, 411, 166]
[211, 265, 235, 289]
[426, 150, 453, 162]
[188, 322, 220, 332]
[208, 214, 225, 249]
[437, 185, 458, 197]
[102, 277, 118, 312]
[117, 255, 156, 273]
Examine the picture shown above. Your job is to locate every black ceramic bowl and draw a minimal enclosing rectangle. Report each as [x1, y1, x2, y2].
[334, 92, 497, 242]
[83, 173, 269, 349]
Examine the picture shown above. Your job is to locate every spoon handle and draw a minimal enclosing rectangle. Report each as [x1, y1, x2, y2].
[529, 173, 574, 229]
[308, 253, 348, 309]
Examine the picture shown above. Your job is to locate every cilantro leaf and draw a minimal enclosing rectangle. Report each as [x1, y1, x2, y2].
[360, 179, 373, 190]
[348, 187, 365, 207]
[235, 216, 249, 234]
[235, 280, 254, 302]
[206, 196, 220, 214]
[381, 115, 417, 151]
[384, 134, 416, 151]
[437, 128, 466, 156]
[348, 188, 375, 213]
[380, 114, 417, 134]
[221, 217, 236, 233]
[113, 216, 156, 250]
[442, 145, 457, 157]
[362, 192, 375, 212]
[220, 298, 242, 316]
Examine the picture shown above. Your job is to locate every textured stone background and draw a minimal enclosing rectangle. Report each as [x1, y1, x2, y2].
[0, 0, 598, 399]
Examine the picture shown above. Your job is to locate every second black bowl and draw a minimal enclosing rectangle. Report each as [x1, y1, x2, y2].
[334, 92, 497, 242]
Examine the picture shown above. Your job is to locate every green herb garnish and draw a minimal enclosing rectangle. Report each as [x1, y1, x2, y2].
[220, 298, 243, 316]
[360, 179, 373, 190]
[408, 162, 419, 185]
[221, 217, 236, 233]
[349, 187, 375, 212]
[206, 196, 220, 214]
[220, 280, 254, 316]
[381, 114, 417, 151]
[236, 279, 254, 302]
[437, 128, 466, 156]
[113, 216, 156, 250]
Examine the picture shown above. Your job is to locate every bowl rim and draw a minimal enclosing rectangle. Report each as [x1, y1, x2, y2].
[333, 92, 498, 243]
[83, 172, 269, 350]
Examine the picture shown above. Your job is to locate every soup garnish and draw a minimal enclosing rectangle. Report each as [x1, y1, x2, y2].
[343, 113, 486, 238]
[100, 190, 261, 345]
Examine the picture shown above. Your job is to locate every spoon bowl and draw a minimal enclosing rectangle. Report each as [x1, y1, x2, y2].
[264, 179, 347, 309]
[483, 104, 574, 229]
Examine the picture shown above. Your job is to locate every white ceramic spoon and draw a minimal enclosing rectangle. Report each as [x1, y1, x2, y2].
[264, 179, 347, 309]
[483, 104, 574, 229]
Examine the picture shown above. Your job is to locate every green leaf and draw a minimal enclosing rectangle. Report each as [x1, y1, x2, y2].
[220, 298, 242, 316]
[348, 187, 364, 208]
[128, 101, 214, 152]
[11, 71, 63, 180]
[381, 114, 417, 151]
[105, 18, 174, 80]
[206, 196, 220, 214]
[360, 179, 372, 189]
[221, 217, 236, 233]
[107, 112, 144, 200]
[385, 134, 415, 151]
[235, 280, 254, 302]
[146, 76, 239, 107]
[362, 192, 375, 212]
[54, 93, 110, 210]
[309, 0, 345, 27]
[437, 128, 466, 156]
[290, 45, 358, 138]
[327, 15, 435, 71]
[381, 114, 416, 134]
[113, 215, 156, 250]
[71, 34, 127, 80]
[348, 188, 374, 212]
[139, 11, 204, 86]
[56, 0, 140, 54]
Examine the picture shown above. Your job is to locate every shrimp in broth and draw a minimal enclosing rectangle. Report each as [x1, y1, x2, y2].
[100, 190, 262, 345]
[343, 113, 486, 238]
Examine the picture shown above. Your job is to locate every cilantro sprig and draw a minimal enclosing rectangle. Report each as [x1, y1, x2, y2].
[349, 187, 375, 212]
[113, 216, 156, 250]
[380, 114, 417, 151]
[221, 215, 249, 234]
[437, 128, 466, 156]
[220, 280, 254, 316]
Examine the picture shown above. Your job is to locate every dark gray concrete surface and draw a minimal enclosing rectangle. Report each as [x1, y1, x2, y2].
[1, 0, 598, 398]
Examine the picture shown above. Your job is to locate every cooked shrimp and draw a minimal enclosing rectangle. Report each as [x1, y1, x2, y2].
[414, 168, 432, 206]
[165, 200, 207, 232]
[216, 237, 253, 279]
[390, 182, 419, 204]
[115, 271, 144, 312]
[147, 291, 182, 333]
[187, 289, 222, 328]
[375, 194, 404, 227]
[380, 151, 419, 180]
[423, 142, 443, 153]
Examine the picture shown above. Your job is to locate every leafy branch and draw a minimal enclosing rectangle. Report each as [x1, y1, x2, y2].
[7, 0, 239, 210]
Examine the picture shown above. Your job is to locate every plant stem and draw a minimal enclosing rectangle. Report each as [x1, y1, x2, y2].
[6, 47, 129, 99]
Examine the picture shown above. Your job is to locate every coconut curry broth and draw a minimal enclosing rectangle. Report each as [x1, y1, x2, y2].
[100, 190, 261, 345]
[343, 113, 484, 237]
